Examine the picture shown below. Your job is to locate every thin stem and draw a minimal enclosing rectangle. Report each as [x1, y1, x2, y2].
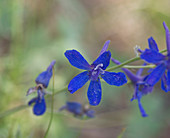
[106, 49, 167, 72]
[44, 68, 55, 137]
[0, 105, 29, 118]
[106, 57, 140, 71]
[123, 65, 155, 68]
[0, 87, 67, 119]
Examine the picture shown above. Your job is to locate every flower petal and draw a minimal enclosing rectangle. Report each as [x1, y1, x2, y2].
[111, 57, 140, 83]
[33, 98, 46, 116]
[148, 37, 159, 52]
[35, 70, 52, 88]
[87, 79, 102, 106]
[47, 60, 56, 71]
[161, 70, 170, 92]
[140, 49, 165, 64]
[85, 110, 95, 118]
[163, 22, 170, 53]
[137, 95, 148, 117]
[68, 71, 89, 94]
[141, 84, 153, 95]
[145, 63, 166, 86]
[64, 50, 91, 70]
[99, 40, 110, 56]
[161, 73, 168, 92]
[132, 85, 148, 117]
[28, 97, 38, 106]
[101, 71, 127, 86]
[66, 102, 83, 115]
[27, 87, 37, 96]
[92, 51, 111, 70]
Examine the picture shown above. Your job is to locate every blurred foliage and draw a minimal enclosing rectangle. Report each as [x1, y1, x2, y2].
[1, 0, 170, 138]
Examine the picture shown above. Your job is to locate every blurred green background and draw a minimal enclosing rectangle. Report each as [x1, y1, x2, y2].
[1, 0, 170, 137]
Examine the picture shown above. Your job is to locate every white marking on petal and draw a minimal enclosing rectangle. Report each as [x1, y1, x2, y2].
[94, 63, 103, 70]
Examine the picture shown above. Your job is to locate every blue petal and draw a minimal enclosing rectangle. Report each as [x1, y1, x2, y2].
[92, 51, 111, 70]
[101, 71, 127, 86]
[161, 70, 170, 92]
[137, 95, 148, 117]
[148, 37, 159, 52]
[33, 98, 46, 116]
[66, 102, 83, 115]
[87, 79, 102, 106]
[99, 40, 110, 56]
[59, 105, 67, 111]
[68, 71, 89, 94]
[133, 86, 148, 117]
[28, 97, 38, 106]
[167, 70, 170, 90]
[85, 109, 95, 118]
[145, 63, 166, 86]
[141, 84, 154, 95]
[35, 70, 52, 88]
[161, 73, 168, 92]
[111, 57, 139, 83]
[140, 49, 165, 64]
[47, 60, 56, 72]
[64, 50, 91, 70]
[163, 22, 170, 54]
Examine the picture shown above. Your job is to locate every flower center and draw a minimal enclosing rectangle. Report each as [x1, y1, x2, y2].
[90, 63, 104, 80]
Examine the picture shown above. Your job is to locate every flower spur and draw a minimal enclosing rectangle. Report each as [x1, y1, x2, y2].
[27, 60, 56, 116]
[65, 41, 127, 106]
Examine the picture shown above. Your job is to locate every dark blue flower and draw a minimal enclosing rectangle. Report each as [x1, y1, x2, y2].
[28, 88, 46, 115]
[140, 22, 170, 92]
[35, 60, 56, 88]
[59, 101, 95, 118]
[64, 41, 127, 106]
[27, 60, 56, 116]
[111, 58, 150, 117]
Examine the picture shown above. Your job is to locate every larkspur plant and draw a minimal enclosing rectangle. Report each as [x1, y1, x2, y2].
[27, 60, 56, 116]
[2, 22, 170, 137]
[64, 41, 127, 106]
[59, 102, 95, 118]
[140, 22, 170, 92]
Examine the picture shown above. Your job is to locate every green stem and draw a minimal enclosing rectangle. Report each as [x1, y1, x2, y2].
[0, 105, 29, 119]
[44, 68, 55, 137]
[106, 57, 140, 71]
[0, 87, 67, 119]
[123, 65, 155, 68]
[106, 49, 167, 72]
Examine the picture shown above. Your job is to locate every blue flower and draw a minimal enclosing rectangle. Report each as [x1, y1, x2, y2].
[111, 58, 151, 117]
[35, 60, 56, 88]
[27, 60, 56, 116]
[140, 22, 170, 92]
[64, 41, 127, 106]
[59, 101, 95, 118]
[28, 88, 46, 116]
